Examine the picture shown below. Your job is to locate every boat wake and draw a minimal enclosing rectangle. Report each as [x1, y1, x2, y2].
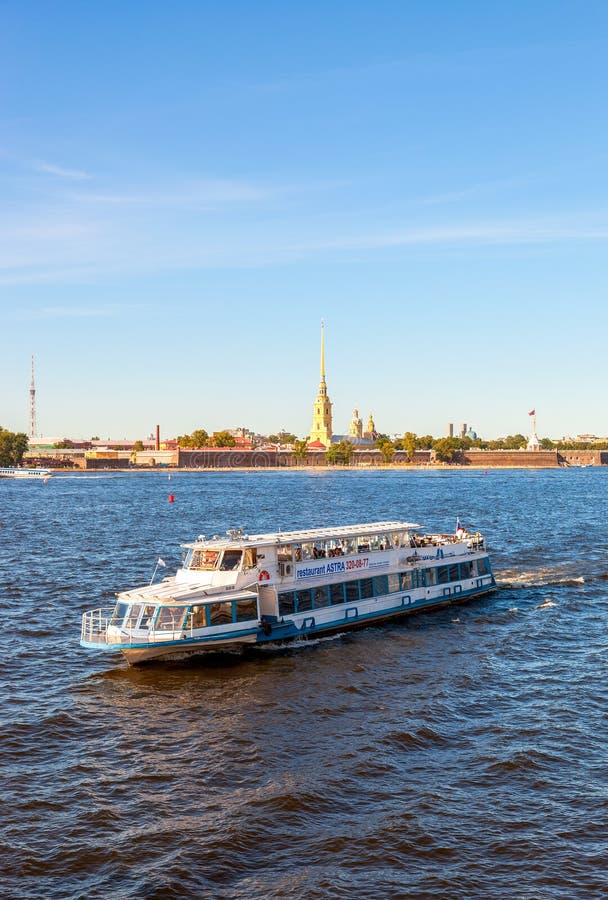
[495, 565, 585, 589]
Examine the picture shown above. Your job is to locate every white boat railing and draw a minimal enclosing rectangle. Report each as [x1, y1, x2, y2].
[81, 607, 191, 647]
[81, 608, 115, 644]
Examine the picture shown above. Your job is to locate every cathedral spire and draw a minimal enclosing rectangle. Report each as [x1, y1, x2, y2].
[320, 319, 325, 383]
[309, 319, 333, 447]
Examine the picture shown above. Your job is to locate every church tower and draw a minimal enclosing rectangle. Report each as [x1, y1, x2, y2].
[349, 408, 363, 439]
[309, 320, 333, 447]
[364, 413, 376, 440]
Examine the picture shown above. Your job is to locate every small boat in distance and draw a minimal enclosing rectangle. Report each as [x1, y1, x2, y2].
[0, 467, 52, 479]
[81, 520, 496, 665]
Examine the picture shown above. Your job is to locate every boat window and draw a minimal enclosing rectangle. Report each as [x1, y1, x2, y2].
[313, 542, 326, 559]
[189, 605, 208, 629]
[448, 564, 460, 582]
[220, 550, 242, 571]
[437, 566, 449, 584]
[369, 535, 381, 551]
[189, 549, 220, 571]
[140, 605, 157, 628]
[301, 542, 314, 560]
[313, 585, 329, 608]
[401, 571, 415, 590]
[460, 561, 473, 579]
[278, 591, 295, 615]
[209, 602, 233, 626]
[125, 604, 143, 628]
[343, 537, 357, 555]
[329, 582, 345, 605]
[293, 544, 303, 562]
[296, 589, 313, 612]
[277, 545, 292, 562]
[243, 548, 257, 569]
[357, 537, 371, 553]
[235, 597, 258, 622]
[345, 580, 359, 602]
[387, 573, 401, 593]
[155, 606, 186, 630]
[111, 602, 128, 627]
[360, 578, 373, 599]
[373, 575, 389, 597]
[477, 557, 490, 576]
[425, 568, 438, 586]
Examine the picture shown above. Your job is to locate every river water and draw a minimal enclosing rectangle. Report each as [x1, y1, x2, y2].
[1, 469, 607, 899]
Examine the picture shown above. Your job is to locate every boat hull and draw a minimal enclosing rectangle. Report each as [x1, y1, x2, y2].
[112, 579, 496, 665]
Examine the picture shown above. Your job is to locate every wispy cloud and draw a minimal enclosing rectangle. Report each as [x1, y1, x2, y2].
[314, 220, 608, 250]
[66, 178, 268, 209]
[22, 305, 115, 319]
[33, 161, 92, 181]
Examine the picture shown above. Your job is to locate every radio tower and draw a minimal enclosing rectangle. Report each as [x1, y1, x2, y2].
[29, 355, 36, 439]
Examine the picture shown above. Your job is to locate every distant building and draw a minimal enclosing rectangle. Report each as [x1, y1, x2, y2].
[349, 408, 363, 439]
[364, 413, 376, 439]
[309, 321, 333, 448]
[447, 423, 454, 438]
[527, 411, 541, 451]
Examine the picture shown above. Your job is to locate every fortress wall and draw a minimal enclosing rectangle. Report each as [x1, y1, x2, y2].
[462, 450, 560, 467]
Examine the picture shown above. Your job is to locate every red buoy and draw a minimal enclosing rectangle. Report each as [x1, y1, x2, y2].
[168, 493, 175, 503]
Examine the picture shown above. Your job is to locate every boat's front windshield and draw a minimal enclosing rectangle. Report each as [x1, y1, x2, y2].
[187, 549, 221, 571]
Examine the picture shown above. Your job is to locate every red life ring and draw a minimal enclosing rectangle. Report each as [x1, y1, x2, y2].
[259, 569, 271, 582]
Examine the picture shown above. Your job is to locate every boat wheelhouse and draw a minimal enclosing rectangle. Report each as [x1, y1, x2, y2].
[81, 520, 495, 665]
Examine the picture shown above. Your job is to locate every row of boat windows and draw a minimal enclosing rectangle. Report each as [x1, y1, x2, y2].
[277, 559, 491, 615]
[112, 597, 258, 631]
[277, 531, 412, 562]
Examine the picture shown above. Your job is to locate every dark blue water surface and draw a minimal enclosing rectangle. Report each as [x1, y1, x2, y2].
[1, 469, 607, 899]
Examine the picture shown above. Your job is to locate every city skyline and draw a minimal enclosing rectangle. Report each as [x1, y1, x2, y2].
[2, 4, 608, 438]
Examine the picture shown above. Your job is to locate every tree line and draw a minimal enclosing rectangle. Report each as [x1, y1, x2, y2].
[0, 426, 29, 466]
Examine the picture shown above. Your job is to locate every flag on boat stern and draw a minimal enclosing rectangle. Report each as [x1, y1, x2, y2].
[157, 557, 166, 566]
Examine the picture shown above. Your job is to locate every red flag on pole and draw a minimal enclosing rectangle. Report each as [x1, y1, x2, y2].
[528, 409, 535, 416]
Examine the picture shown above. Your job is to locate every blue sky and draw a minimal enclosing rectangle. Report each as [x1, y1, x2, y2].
[1, 1, 608, 440]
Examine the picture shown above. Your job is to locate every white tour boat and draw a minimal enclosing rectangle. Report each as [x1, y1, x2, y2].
[81, 520, 496, 665]
[0, 467, 52, 479]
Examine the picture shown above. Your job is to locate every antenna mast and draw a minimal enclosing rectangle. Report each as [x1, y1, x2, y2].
[29, 355, 36, 439]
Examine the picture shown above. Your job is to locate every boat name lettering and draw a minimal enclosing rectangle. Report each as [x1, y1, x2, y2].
[295, 557, 370, 580]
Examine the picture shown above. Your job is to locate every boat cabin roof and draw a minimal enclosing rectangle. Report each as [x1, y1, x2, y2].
[119, 581, 258, 606]
[181, 520, 422, 551]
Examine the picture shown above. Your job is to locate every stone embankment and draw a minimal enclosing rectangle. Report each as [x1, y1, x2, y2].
[24, 447, 608, 470]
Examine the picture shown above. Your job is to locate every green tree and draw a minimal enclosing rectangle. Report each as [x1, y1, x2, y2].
[177, 434, 193, 447]
[433, 437, 460, 462]
[190, 429, 209, 448]
[132, 440, 144, 452]
[213, 430, 236, 447]
[292, 439, 309, 460]
[402, 431, 418, 459]
[541, 437, 555, 449]
[417, 434, 435, 450]
[53, 439, 74, 449]
[326, 439, 353, 465]
[0, 427, 29, 466]
[503, 433, 527, 450]
[376, 438, 395, 463]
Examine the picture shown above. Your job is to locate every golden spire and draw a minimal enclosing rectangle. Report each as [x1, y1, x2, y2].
[320, 319, 325, 382]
